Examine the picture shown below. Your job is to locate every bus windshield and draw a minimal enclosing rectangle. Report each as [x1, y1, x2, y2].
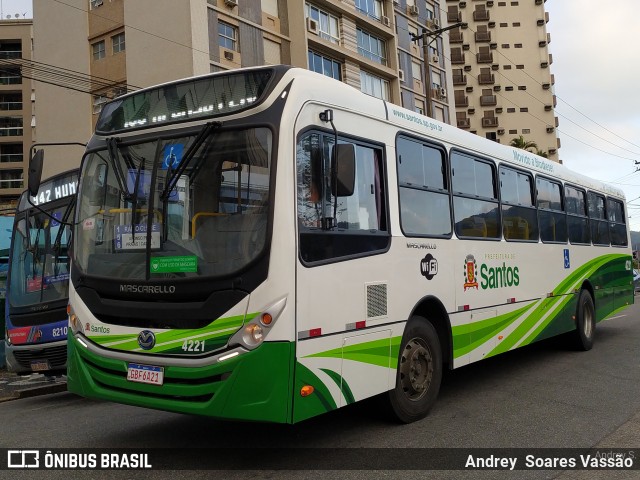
[74, 127, 271, 281]
[8, 205, 72, 308]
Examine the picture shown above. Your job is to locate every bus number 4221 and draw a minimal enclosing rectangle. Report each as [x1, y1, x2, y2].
[182, 339, 205, 352]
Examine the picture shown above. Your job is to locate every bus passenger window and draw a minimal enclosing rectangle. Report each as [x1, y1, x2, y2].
[396, 136, 451, 237]
[296, 131, 390, 264]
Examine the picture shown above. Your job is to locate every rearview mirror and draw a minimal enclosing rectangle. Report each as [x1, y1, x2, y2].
[28, 149, 44, 197]
[331, 144, 355, 197]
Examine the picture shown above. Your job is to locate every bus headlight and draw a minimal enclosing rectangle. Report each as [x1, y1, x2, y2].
[229, 297, 287, 351]
[68, 305, 83, 334]
[243, 324, 264, 346]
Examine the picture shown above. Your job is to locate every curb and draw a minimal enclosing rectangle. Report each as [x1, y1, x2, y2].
[0, 382, 67, 403]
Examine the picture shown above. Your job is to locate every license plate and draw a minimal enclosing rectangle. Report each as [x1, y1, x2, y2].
[31, 360, 50, 372]
[126, 363, 164, 386]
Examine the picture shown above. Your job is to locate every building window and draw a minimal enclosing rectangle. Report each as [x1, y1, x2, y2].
[360, 70, 389, 100]
[512, 22, 521, 27]
[264, 39, 281, 65]
[92, 40, 105, 60]
[0, 117, 22, 136]
[520, 107, 528, 112]
[308, 50, 342, 80]
[504, 65, 512, 70]
[518, 86, 526, 90]
[507, 108, 515, 113]
[505, 86, 513, 91]
[218, 21, 237, 51]
[516, 64, 524, 69]
[411, 60, 422, 81]
[514, 43, 523, 48]
[0, 169, 23, 189]
[306, 4, 340, 44]
[522, 128, 530, 134]
[112, 33, 125, 54]
[355, 0, 383, 20]
[414, 100, 424, 115]
[261, 0, 278, 17]
[431, 70, 442, 89]
[357, 28, 387, 65]
[92, 95, 108, 114]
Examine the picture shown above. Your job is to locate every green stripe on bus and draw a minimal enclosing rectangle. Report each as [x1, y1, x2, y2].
[320, 368, 356, 405]
[305, 337, 402, 369]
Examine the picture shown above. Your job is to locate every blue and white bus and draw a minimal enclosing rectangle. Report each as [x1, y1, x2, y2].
[4, 169, 78, 375]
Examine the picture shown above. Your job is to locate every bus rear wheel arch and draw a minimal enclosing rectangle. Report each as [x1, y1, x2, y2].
[387, 316, 443, 424]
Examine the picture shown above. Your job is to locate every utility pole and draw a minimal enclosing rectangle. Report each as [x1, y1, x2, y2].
[411, 22, 465, 119]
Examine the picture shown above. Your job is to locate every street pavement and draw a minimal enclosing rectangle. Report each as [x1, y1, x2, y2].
[0, 368, 66, 402]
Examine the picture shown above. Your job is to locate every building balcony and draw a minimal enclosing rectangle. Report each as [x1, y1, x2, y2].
[0, 153, 22, 163]
[455, 95, 469, 108]
[451, 52, 466, 64]
[480, 95, 497, 106]
[476, 52, 493, 63]
[457, 118, 471, 129]
[481, 117, 498, 128]
[473, 10, 490, 21]
[449, 31, 464, 43]
[453, 73, 467, 85]
[0, 102, 21, 111]
[448, 11, 462, 23]
[475, 31, 491, 42]
[478, 73, 495, 84]
[0, 50, 21, 59]
[0, 76, 21, 86]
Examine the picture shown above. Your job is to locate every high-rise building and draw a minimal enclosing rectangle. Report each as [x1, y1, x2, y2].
[445, 0, 560, 161]
[33, 0, 456, 176]
[0, 19, 33, 208]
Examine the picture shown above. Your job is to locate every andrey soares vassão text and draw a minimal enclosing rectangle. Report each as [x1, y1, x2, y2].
[465, 452, 635, 470]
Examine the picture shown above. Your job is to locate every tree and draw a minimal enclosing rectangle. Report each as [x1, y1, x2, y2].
[510, 135, 537, 152]
[534, 149, 549, 158]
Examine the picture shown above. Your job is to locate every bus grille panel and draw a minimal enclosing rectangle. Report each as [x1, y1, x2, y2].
[13, 345, 67, 368]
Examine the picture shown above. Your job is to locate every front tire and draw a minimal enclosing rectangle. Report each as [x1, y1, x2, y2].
[387, 317, 442, 423]
[574, 289, 595, 351]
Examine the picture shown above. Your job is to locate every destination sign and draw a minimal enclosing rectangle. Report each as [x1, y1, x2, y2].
[95, 69, 274, 133]
[20, 171, 79, 210]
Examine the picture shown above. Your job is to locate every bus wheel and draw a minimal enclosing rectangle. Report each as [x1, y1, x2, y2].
[574, 290, 595, 351]
[387, 317, 442, 423]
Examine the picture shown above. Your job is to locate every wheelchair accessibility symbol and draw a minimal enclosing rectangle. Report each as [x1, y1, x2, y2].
[162, 144, 184, 170]
[563, 249, 570, 269]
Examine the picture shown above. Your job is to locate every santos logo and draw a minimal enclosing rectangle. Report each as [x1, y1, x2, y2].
[480, 262, 520, 290]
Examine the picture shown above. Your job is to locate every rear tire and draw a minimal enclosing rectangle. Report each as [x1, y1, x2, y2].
[574, 289, 595, 351]
[387, 317, 442, 424]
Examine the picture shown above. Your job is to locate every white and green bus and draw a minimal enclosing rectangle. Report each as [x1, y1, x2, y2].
[48, 66, 632, 423]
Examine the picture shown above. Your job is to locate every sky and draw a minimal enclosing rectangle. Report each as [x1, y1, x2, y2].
[0, 0, 31, 19]
[5, 1, 640, 229]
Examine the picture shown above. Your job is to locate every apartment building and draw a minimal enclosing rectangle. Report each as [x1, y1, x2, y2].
[32, 0, 456, 177]
[0, 19, 33, 209]
[446, 0, 560, 161]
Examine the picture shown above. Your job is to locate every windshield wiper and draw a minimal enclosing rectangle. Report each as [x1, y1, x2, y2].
[52, 196, 76, 275]
[161, 121, 221, 200]
[129, 154, 146, 237]
[106, 137, 132, 200]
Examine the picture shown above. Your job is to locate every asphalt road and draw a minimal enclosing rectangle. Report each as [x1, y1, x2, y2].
[1, 301, 639, 480]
